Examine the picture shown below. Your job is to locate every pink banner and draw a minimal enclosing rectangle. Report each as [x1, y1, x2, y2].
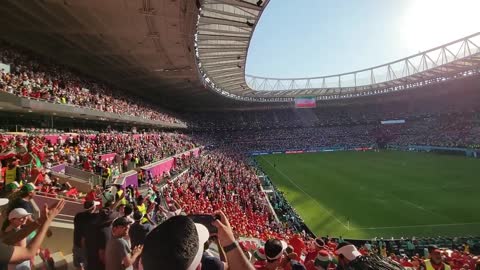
[44, 135, 59, 145]
[145, 158, 175, 178]
[141, 147, 201, 178]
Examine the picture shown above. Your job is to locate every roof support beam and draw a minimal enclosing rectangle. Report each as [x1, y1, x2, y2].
[203, 61, 243, 69]
[199, 16, 252, 29]
[197, 44, 247, 49]
[213, 77, 245, 85]
[206, 0, 262, 11]
[201, 58, 244, 65]
[207, 66, 243, 73]
[207, 71, 244, 79]
[216, 80, 245, 88]
[197, 34, 250, 42]
[198, 27, 250, 36]
[201, 7, 257, 21]
[199, 47, 246, 53]
[207, 69, 243, 76]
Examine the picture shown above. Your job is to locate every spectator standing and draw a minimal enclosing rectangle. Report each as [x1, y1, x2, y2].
[128, 211, 152, 249]
[84, 207, 120, 270]
[304, 238, 328, 264]
[335, 242, 405, 270]
[73, 201, 100, 270]
[105, 217, 142, 270]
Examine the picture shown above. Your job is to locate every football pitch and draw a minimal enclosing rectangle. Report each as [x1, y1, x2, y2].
[255, 150, 480, 239]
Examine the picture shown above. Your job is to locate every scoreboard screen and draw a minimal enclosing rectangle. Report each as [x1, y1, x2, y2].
[294, 97, 316, 108]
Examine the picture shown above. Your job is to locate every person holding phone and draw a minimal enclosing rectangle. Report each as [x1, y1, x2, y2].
[211, 211, 256, 270]
[141, 211, 254, 270]
[201, 236, 227, 270]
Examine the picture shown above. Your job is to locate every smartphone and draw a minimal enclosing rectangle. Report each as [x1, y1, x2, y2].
[188, 214, 218, 234]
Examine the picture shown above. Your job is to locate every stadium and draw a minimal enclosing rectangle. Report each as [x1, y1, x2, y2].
[0, 0, 479, 270]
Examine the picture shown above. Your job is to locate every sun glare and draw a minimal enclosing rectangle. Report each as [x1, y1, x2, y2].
[402, 0, 480, 53]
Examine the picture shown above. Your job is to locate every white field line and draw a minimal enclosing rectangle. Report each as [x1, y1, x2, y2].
[260, 156, 349, 229]
[352, 222, 480, 230]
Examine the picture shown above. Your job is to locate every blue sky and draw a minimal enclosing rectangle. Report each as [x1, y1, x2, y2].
[246, 0, 480, 78]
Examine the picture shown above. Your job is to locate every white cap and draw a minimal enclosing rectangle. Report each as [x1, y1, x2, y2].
[8, 208, 32, 220]
[0, 198, 8, 207]
[186, 223, 210, 270]
[335, 244, 362, 261]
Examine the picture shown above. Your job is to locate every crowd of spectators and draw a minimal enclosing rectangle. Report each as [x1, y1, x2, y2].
[0, 132, 196, 198]
[162, 151, 291, 240]
[187, 80, 480, 132]
[199, 125, 376, 152]
[1, 34, 480, 269]
[0, 127, 479, 269]
[0, 52, 479, 268]
[0, 43, 183, 124]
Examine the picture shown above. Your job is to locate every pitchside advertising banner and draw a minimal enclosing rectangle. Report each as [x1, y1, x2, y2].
[294, 96, 316, 108]
[381, 119, 406, 124]
[250, 146, 373, 156]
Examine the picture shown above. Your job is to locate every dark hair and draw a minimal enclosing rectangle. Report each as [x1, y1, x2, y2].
[142, 215, 199, 270]
[104, 200, 113, 208]
[133, 210, 143, 221]
[124, 204, 133, 216]
[19, 190, 30, 198]
[265, 239, 283, 263]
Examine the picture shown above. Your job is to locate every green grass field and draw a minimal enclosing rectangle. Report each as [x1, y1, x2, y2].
[256, 151, 480, 239]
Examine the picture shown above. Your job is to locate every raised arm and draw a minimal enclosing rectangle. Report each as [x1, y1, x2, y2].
[212, 211, 254, 270]
[8, 199, 65, 264]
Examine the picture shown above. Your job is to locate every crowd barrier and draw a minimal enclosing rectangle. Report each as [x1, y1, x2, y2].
[50, 163, 66, 173]
[65, 166, 101, 186]
[45, 148, 201, 189]
[34, 194, 83, 223]
[113, 170, 139, 188]
[140, 147, 201, 178]
[249, 146, 374, 156]
[50, 171, 92, 193]
[388, 145, 479, 158]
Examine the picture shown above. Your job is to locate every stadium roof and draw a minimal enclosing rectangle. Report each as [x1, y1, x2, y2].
[196, 1, 480, 102]
[0, 0, 479, 110]
[0, 0, 256, 110]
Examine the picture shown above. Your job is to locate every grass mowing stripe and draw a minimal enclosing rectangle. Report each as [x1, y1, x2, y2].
[257, 151, 480, 238]
[260, 155, 349, 230]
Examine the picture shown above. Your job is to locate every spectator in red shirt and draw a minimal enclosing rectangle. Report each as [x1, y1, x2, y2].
[304, 238, 327, 264]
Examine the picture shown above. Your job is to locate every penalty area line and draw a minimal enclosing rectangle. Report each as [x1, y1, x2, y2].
[260, 156, 349, 230]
